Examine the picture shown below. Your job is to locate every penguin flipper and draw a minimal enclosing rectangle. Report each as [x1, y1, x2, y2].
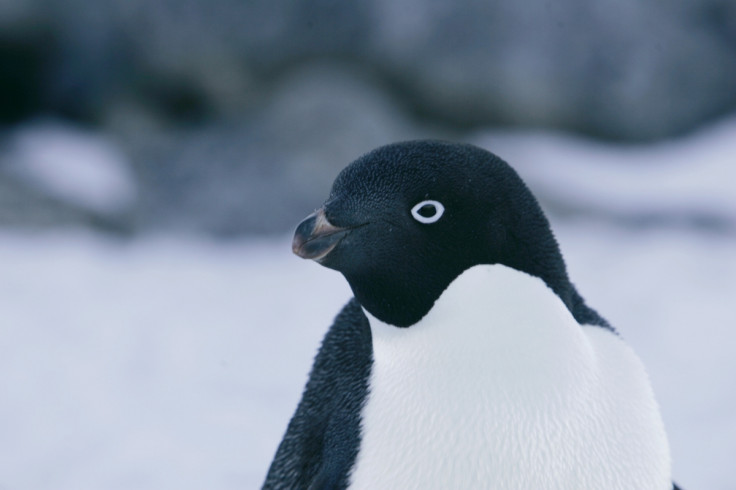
[263, 298, 372, 489]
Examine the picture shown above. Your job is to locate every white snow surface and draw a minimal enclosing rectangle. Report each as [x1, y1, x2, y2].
[3, 121, 137, 214]
[472, 115, 736, 223]
[1, 120, 735, 489]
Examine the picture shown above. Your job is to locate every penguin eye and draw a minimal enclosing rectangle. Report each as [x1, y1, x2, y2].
[411, 200, 445, 224]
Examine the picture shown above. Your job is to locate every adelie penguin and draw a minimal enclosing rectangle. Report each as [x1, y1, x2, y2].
[264, 141, 680, 490]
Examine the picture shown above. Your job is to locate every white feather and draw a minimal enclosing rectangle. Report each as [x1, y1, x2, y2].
[349, 264, 671, 490]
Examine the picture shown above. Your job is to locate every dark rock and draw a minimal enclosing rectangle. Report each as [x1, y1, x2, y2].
[2, 0, 735, 236]
[129, 65, 425, 236]
[3, 0, 734, 139]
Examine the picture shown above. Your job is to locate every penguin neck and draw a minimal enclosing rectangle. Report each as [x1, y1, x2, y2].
[345, 267, 455, 328]
[361, 263, 587, 373]
[342, 216, 609, 330]
[498, 214, 609, 329]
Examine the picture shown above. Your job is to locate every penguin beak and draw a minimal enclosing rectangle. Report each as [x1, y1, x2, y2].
[292, 208, 351, 261]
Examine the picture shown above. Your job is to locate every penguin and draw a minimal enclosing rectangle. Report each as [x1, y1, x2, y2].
[263, 140, 679, 490]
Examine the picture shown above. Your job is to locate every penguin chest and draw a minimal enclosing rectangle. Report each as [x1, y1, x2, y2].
[348, 265, 671, 490]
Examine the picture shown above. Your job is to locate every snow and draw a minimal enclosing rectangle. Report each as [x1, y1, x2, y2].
[3, 121, 137, 214]
[1, 119, 735, 489]
[0, 233, 350, 490]
[471, 115, 736, 225]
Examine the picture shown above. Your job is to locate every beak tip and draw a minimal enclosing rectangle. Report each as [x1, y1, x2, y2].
[291, 238, 303, 257]
[292, 210, 318, 258]
[292, 208, 348, 261]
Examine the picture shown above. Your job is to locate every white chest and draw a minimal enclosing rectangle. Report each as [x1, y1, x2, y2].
[348, 265, 671, 490]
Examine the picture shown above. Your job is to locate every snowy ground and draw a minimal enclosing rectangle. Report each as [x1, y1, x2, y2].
[1, 121, 735, 489]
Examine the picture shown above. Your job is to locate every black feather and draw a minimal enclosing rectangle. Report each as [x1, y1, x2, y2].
[263, 299, 372, 490]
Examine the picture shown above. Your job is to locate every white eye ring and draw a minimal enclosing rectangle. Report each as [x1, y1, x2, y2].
[411, 200, 445, 224]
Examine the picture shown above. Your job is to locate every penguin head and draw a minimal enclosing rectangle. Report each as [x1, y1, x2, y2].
[293, 140, 572, 328]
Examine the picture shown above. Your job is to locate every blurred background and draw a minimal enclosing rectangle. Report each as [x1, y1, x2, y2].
[0, 0, 734, 488]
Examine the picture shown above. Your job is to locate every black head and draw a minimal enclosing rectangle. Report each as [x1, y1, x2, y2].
[293, 140, 607, 329]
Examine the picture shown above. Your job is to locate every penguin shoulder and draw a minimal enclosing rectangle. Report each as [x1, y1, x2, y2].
[263, 298, 372, 489]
